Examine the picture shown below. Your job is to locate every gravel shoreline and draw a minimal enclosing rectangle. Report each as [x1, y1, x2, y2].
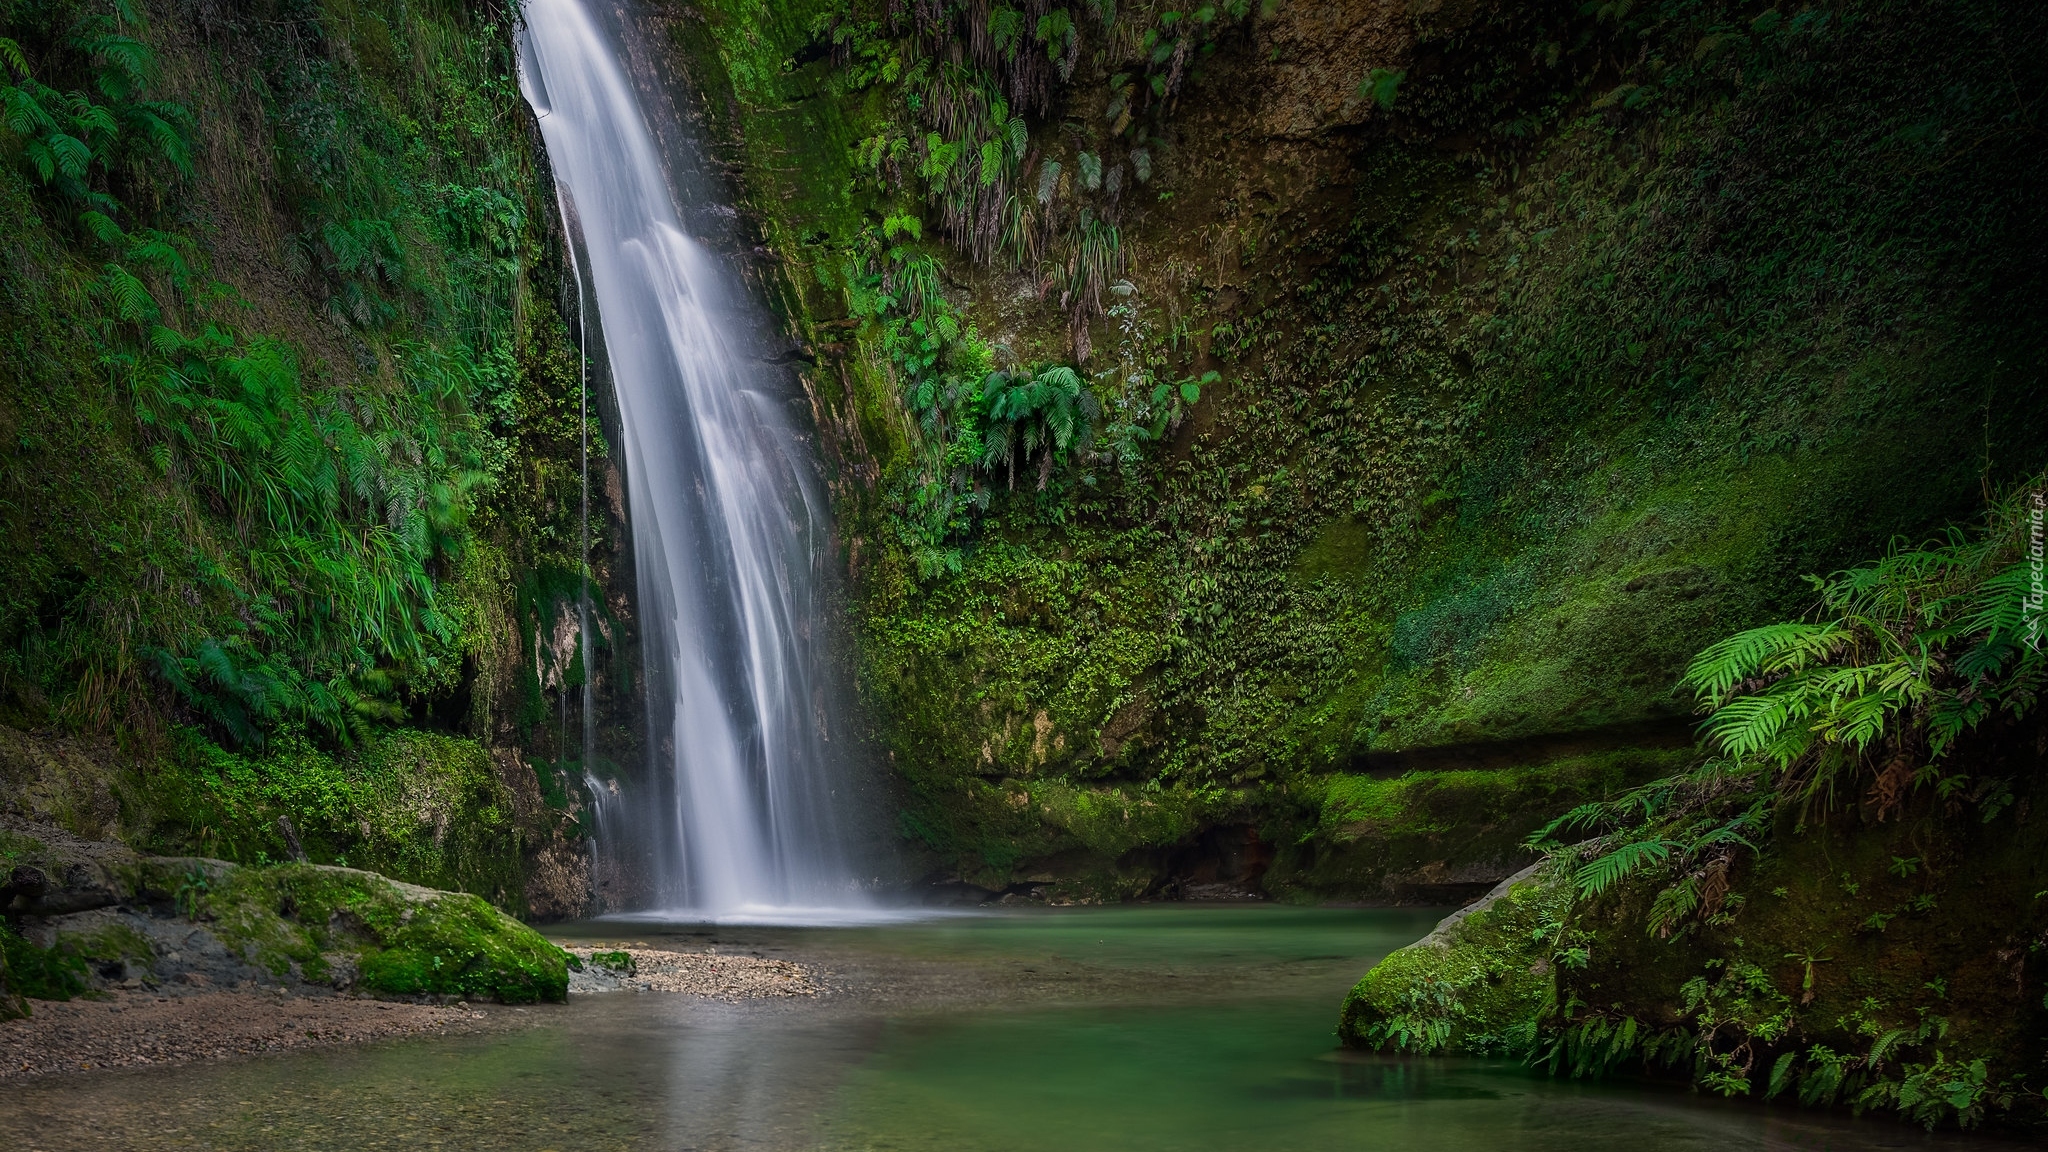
[3, 943, 823, 1081]
[0, 991, 499, 1080]
[562, 943, 818, 998]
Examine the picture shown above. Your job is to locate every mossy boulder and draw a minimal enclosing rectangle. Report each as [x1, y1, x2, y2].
[1337, 861, 1567, 1055]
[176, 861, 569, 1004]
[5, 820, 567, 1005]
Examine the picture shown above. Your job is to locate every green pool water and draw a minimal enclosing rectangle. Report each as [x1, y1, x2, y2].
[0, 905, 2022, 1150]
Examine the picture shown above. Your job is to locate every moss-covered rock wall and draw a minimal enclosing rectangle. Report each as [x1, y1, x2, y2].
[1338, 705, 2048, 1133]
[640, 0, 2048, 897]
[6, 0, 2041, 918]
[0, 0, 644, 915]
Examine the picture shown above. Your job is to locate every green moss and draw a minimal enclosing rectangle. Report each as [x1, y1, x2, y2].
[1342, 717, 2048, 1129]
[61, 921, 155, 968]
[123, 727, 531, 907]
[1338, 866, 1570, 1055]
[0, 0, 608, 913]
[0, 920, 89, 1007]
[1027, 779, 1234, 859]
[0, 827, 45, 862]
[1318, 750, 1691, 841]
[648, 0, 2046, 898]
[202, 862, 568, 1003]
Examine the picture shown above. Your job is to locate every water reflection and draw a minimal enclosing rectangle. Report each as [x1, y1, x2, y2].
[0, 908, 2029, 1151]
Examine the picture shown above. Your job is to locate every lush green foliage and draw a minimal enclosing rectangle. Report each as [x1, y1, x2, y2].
[1685, 500, 2043, 803]
[811, 2, 1260, 573]
[1532, 478, 2045, 937]
[0, 0, 605, 770]
[1414, 484, 2048, 1129]
[664, 0, 2046, 897]
[129, 726, 538, 904]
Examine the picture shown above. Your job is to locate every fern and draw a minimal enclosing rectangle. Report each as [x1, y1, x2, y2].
[1553, 477, 2046, 946]
[1681, 621, 1841, 705]
[99, 261, 158, 321]
[1573, 837, 1677, 897]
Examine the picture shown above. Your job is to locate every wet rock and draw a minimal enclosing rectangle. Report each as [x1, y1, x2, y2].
[31, 906, 277, 997]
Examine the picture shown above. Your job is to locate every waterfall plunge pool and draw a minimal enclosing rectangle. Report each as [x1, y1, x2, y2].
[0, 904, 2023, 1151]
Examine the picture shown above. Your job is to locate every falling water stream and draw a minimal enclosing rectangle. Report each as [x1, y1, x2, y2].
[518, 0, 862, 920]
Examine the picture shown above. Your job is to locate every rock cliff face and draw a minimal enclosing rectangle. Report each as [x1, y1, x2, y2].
[645, 0, 2046, 899]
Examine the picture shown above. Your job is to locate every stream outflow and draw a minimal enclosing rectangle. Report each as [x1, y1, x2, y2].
[517, 0, 861, 918]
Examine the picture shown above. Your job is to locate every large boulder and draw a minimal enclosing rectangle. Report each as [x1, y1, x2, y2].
[1337, 860, 1566, 1055]
[2, 818, 567, 1005]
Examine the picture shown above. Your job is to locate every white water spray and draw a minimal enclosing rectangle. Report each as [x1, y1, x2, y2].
[519, 0, 866, 920]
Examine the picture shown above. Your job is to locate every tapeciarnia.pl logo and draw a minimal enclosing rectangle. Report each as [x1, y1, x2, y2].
[2027, 490, 2045, 651]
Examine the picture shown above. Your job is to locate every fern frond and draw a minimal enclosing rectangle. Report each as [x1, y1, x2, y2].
[46, 130, 91, 178]
[1698, 691, 1810, 761]
[1681, 621, 1841, 705]
[100, 262, 159, 322]
[1526, 801, 1613, 849]
[78, 209, 124, 246]
[1645, 875, 1701, 937]
[1574, 838, 1676, 898]
[130, 108, 191, 173]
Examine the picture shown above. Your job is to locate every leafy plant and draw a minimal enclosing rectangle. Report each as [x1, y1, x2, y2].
[1531, 478, 2046, 936]
[1681, 490, 2045, 812]
[980, 364, 1102, 490]
[1360, 67, 1404, 110]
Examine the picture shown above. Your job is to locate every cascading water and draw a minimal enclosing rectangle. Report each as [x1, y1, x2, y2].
[518, 0, 865, 919]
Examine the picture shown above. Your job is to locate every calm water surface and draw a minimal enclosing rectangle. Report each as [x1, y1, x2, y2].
[1, 905, 2022, 1150]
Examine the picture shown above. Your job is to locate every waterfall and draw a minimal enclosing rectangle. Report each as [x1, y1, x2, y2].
[518, 0, 866, 919]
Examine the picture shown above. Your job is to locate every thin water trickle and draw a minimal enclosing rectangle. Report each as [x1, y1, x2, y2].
[557, 190, 606, 847]
[518, 0, 863, 918]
